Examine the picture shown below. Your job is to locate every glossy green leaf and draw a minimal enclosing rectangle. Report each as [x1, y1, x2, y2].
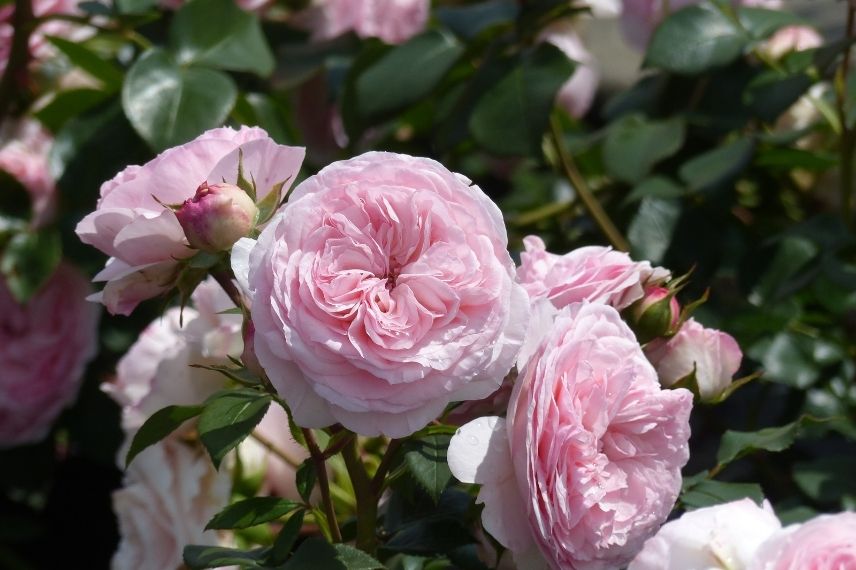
[46, 36, 124, 90]
[184, 545, 271, 569]
[646, 3, 747, 75]
[435, 0, 518, 39]
[169, 0, 274, 76]
[681, 479, 765, 509]
[295, 459, 316, 504]
[125, 405, 204, 467]
[403, 433, 452, 503]
[737, 7, 804, 40]
[34, 89, 112, 132]
[198, 389, 271, 468]
[716, 417, 821, 466]
[284, 538, 384, 570]
[206, 497, 301, 530]
[603, 115, 685, 182]
[627, 197, 680, 264]
[269, 510, 305, 564]
[624, 176, 685, 203]
[114, 0, 157, 13]
[793, 457, 856, 504]
[679, 138, 755, 192]
[355, 30, 464, 121]
[0, 230, 61, 304]
[469, 43, 574, 155]
[748, 332, 819, 388]
[122, 49, 237, 151]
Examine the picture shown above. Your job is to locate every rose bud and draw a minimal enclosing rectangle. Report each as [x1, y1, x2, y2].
[627, 286, 680, 344]
[176, 182, 258, 252]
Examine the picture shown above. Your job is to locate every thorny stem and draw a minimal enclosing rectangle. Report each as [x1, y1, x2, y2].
[838, 5, 856, 230]
[302, 428, 343, 543]
[342, 438, 378, 554]
[548, 117, 630, 252]
[0, 0, 34, 120]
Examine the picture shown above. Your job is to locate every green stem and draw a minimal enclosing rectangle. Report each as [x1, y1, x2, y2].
[342, 438, 378, 554]
[370, 438, 403, 495]
[302, 428, 342, 543]
[0, 0, 34, 120]
[548, 117, 630, 252]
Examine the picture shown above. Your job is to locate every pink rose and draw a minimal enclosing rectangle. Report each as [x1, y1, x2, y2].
[644, 318, 742, 401]
[0, 263, 100, 448]
[235, 151, 529, 437]
[629, 499, 782, 570]
[111, 438, 232, 570]
[0, 118, 56, 227]
[539, 21, 600, 119]
[448, 303, 693, 569]
[762, 25, 823, 60]
[749, 512, 856, 570]
[517, 235, 669, 311]
[104, 279, 241, 432]
[76, 126, 304, 316]
[296, 0, 429, 44]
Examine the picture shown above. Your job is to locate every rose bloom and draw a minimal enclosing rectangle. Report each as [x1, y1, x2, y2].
[761, 25, 823, 60]
[644, 318, 742, 401]
[76, 126, 304, 316]
[749, 512, 856, 570]
[111, 438, 231, 570]
[0, 263, 100, 448]
[0, 118, 56, 227]
[103, 279, 241, 431]
[539, 20, 600, 119]
[234, 151, 529, 437]
[296, 0, 428, 44]
[517, 235, 669, 311]
[629, 499, 782, 570]
[448, 303, 693, 569]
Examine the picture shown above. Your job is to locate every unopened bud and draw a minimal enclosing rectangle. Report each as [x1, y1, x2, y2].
[176, 182, 258, 252]
[627, 286, 680, 344]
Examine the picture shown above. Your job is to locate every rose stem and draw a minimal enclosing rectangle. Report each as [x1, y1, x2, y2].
[302, 428, 343, 543]
[342, 437, 378, 554]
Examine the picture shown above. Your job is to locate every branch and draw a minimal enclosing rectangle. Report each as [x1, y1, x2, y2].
[301, 428, 342, 543]
[0, 0, 35, 119]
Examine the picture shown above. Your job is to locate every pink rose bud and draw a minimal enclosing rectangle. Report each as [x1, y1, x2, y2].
[627, 285, 680, 343]
[176, 182, 258, 252]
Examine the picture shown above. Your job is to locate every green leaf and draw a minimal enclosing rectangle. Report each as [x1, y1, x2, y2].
[469, 43, 575, 156]
[716, 417, 821, 466]
[793, 457, 856, 504]
[184, 545, 271, 569]
[284, 538, 384, 570]
[125, 405, 204, 467]
[168, 0, 274, 76]
[34, 89, 112, 132]
[679, 138, 755, 192]
[295, 459, 316, 504]
[403, 433, 452, 503]
[624, 176, 685, 203]
[0, 230, 61, 303]
[603, 115, 685, 183]
[627, 197, 680, 264]
[737, 7, 804, 40]
[435, 0, 517, 39]
[198, 389, 271, 468]
[354, 30, 464, 121]
[122, 49, 237, 151]
[745, 71, 813, 123]
[646, 3, 748, 75]
[749, 236, 819, 305]
[46, 36, 124, 90]
[114, 0, 157, 14]
[747, 332, 819, 388]
[269, 510, 305, 564]
[681, 478, 765, 509]
[206, 497, 301, 530]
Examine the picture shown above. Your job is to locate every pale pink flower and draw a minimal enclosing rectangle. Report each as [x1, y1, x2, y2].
[516, 235, 669, 311]
[0, 263, 99, 448]
[235, 151, 529, 437]
[103, 279, 242, 432]
[762, 25, 823, 60]
[644, 317, 742, 401]
[539, 21, 600, 119]
[111, 438, 231, 570]
[75, 126, 304, 316]
[629, 499, 782, 570]
[448, 303, 693, 570]
[296, 0, 429, 44]
[0, 118, 56, 227]
[749, 512, 856, 570]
